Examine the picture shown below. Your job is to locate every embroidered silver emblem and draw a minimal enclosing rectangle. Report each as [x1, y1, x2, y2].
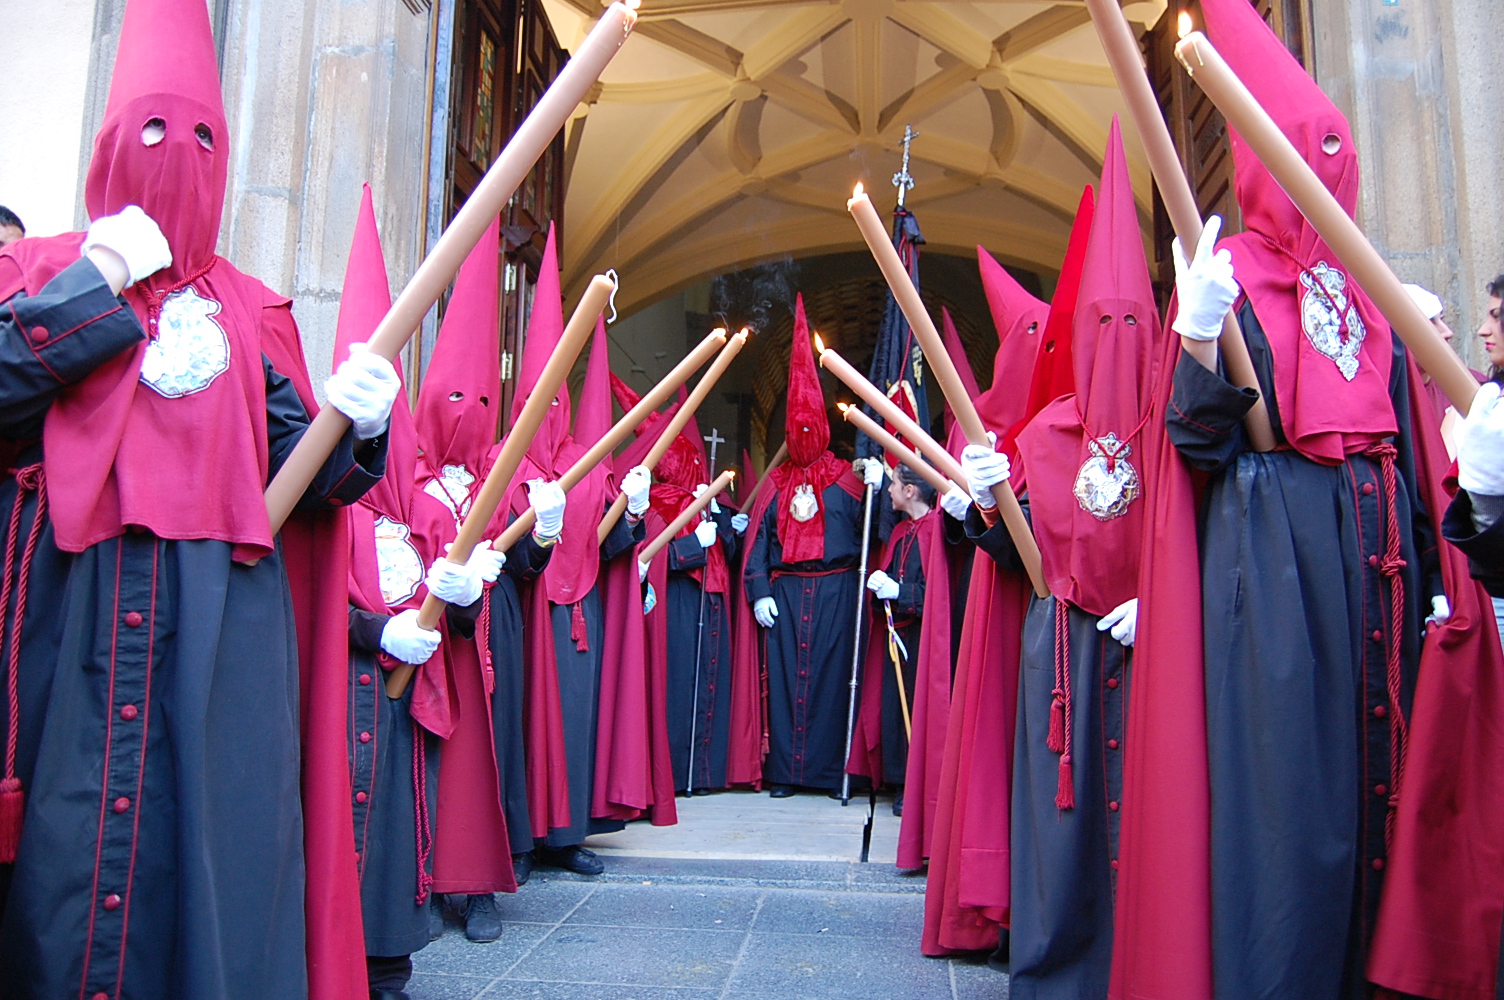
[790, 483, 819, 523]
[139, 285, 231, 398]
[373, 515, 424, 607]
[1073, 433, 1141, 522]
[1299, 262, 1366, 381]
[423, 463, 476, 528]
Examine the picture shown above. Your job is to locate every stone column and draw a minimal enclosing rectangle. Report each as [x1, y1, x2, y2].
[218, 0, 435, 388]
[1311, 0, 1504, 372]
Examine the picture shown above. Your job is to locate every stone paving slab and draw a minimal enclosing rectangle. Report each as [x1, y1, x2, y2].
[411, 879, 1007, 1000]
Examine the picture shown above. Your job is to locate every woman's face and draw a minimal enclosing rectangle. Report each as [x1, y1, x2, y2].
[1479, 295, 1504, 369]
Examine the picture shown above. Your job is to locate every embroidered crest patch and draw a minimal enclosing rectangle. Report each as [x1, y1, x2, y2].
[1073, 433, 1141, 521]
[423, 464, 476, 527]
[373, 515, 424, 607]
[790, 483, 819, 523]
[139, 285, 231, 398]
[1299, 261, 1365, 381]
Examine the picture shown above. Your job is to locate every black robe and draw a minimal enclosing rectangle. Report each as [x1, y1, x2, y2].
[0, 259, 385, 1000]
[540, 509, 643, 849]
[967, 502, 1128, 1000]
[874, 525, 924, 787]
[346, 608, 440, 960]
[1167, 303, 1438, 1000]
[744, 481, 872, 790]
[484, 528, 552, 855]
[664, 507, 738, 793]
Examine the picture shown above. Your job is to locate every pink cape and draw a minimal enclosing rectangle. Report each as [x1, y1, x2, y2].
[1108, 295, 1216, 1000]
[260, 301, 368, 1000]
[416, 487, 517, 896]
[598, 533, 676, 825]
[1366, 359, 1504, 999]
[846, 510, 952, 870]
[728, 475, 780, 786]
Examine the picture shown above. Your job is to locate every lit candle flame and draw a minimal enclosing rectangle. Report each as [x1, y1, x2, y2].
[625, 0, 641, 10]
[837, 402, 850, 414]
[852, 182, 864, 198]
[739, 326, 752, 338]
[1177, 11, 1193, 38]
[813, 333, 827, 355]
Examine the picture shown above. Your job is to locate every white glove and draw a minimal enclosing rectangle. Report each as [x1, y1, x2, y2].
[731, 512, 750, 534]
[753, 596, 779, 628]
[1428, 595, 1452, 627]
[380, 609, 442, 666]
[325, 343, 400, 439]
[1171, 215, 1239, 343]
[622, 465, 652, 516]
[867, 570, 899, 601]
[695, 519, 718, 547]
[961, 439, 1010, 510]
[694, 483, 721, 514]
[638, 559, 650, 583]
[424, 540, 498, 607]
[1096, 598, 1139, 647]
[1458, 382, 1504, 496]
[81, 205, 172, 287]
[863, 459, 885, 488]
[451, 539, 505, 583]
[528, 479, 567, 539]
[940, 487, 971, 521]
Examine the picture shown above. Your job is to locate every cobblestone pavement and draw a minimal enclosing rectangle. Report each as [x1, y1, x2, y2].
[409, 860, 1008, 999]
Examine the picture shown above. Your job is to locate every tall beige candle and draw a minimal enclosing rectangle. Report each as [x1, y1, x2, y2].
[839, 404, 959, 498]
[386, 273, 613, 697]
[1174, 31, 1479, 415]
[597, 330, 748, 543]
[1082, 0, 1274, 452]
[638, 470, 735, 570]
[493, 328, 729, 553]
[845, 186, 1047, 597]
[266, 1, 640, 531]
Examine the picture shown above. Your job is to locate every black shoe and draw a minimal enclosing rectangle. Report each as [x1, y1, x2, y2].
[427, 895, 445, 942]
[691, 787, 713, 796]
[512, 850, 534, 886]
[464, 893, 503, 943]
[892, 794, 904, 817]
[546, 845, 605, 876]
[827, 787, 846, 801]
[768, 784, 795, 798]
[371, 991, 411, 1000]
[987, 928, 1010, 974]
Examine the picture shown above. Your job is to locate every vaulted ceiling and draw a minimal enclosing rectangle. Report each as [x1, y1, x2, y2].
[542, 0, 1168, 314]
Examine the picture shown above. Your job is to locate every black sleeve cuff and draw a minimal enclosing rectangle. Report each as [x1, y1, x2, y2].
[8, 257, 144, 385]
[668, 534, 707, 571]
[348, 606, 391, 654]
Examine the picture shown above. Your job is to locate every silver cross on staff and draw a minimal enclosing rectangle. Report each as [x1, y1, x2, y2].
[703, 427, 725, 477]
[893, 125, 918, 208]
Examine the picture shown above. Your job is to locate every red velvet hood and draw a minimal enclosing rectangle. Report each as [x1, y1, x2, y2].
[768, 296, 852, 563]
[413, 216, 502, 516]
[974, 246, 1048, 446]
[340, 186, 420, 617]
[1017, 119, 1161, 615]
[85, 0, 227, 284]
[1202, 0, 1394, 463]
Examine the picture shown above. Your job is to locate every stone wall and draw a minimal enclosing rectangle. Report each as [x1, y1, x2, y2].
[218, 0, 435, 390]
[0, 0, 98, 238]
[1312, 0, 1504, 373]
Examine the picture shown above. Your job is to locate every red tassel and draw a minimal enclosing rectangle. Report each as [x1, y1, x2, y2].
[1047, 692, 1065, 754]
[1055, 755, 1074, 811]
[570, 601, 589, 652]
[0, 777, 23, 863]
